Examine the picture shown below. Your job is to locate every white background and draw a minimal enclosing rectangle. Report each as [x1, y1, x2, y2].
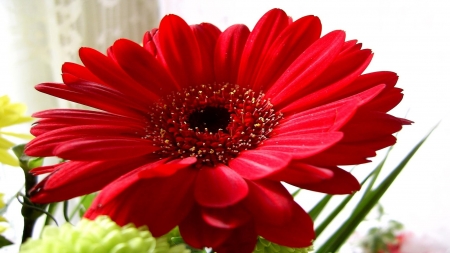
[1, 0, 450, 251]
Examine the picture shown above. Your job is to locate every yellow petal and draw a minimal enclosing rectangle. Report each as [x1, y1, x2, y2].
[0, 149, 19, 166]
[0, 137, 14, 149]
[0, 131, 34, 140]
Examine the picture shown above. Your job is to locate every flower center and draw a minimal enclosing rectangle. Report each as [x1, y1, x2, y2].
[146, 84, 282, 167]
[188, 106, 230, 133]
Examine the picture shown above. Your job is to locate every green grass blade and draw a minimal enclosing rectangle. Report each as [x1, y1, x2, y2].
[316, 125, 437, 253]
[315, 166, 377, 238]
[291, 188, 301, 198]
[360, 145, 394, 201]
[43, 202, 58, 226]
[314, 194, 353, 238]
[309, 195, 333, 222]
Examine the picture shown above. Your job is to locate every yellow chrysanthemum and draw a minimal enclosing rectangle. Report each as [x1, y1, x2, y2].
[0, 95, 33, 166]
[0, 193, 8, 234]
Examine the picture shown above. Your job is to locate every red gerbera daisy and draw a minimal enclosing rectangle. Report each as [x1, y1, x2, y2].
[26, 8, 411, 252]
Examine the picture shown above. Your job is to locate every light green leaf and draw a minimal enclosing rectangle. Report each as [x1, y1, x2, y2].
[12, 144, 43, 172]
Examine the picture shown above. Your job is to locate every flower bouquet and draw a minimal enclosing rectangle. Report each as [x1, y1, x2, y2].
[0, 8, 435, 253]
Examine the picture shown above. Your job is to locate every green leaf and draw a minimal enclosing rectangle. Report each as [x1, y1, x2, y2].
[12, 144, 43, 172]
[314, 165, 377, 238]
[316, 125, 437, 253]
[44, 202, 58, 227]
[12, 144, 46, 243]
[0, 235, 13, 248]
[291, 188, 301, 198]
[308, 195, 332, 221]
[360, 150, 391, 204]
[78, 193, 96, 218]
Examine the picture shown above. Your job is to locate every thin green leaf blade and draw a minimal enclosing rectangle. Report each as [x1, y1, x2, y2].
[315, 167, 377, 238]
[79, 193, 96, 217]
[291, 188, 301, 198]
[316, 126, 436, 253]
[309, 195, 332, 221]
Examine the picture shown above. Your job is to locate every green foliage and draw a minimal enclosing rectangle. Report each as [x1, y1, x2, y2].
[315, 125, 437, 253]
[21, 216, 159, 253]
[12, 144, 43, 173]
[253, 237, 313, 253]
[0, 235, 13, 248]
[359, 206, 404, 253]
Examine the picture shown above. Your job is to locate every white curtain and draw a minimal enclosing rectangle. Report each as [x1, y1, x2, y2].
[0, 0, 160, 113]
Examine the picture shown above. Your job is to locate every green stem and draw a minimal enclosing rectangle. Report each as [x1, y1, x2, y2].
[69, 195, 88, 220]
[44, 203, 58, 226]
[20, 172, 37, 243]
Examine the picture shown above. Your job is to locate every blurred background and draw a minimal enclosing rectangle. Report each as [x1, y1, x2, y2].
[1, 0, 449, 252]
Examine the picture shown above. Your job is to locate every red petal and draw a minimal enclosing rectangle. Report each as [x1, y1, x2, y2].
[266, 30, 346, 107]
[362, 87, 404, 113]
[274, 100, 359, 136]
[29, 164, 58, 175]
[179, 205, 231, 249]
[85, 162, 197, 236]
[62, 75, 148, 112]
[256, 201, 314, 248]
[340, 111, 406, 142]
[79, 47, 160, 103]
[30, 109, 144, 137]
[337, 71, 399, 98]
[33, 109, 142, 124]
[244, 180, 293, 226]
[294, 166, 361, 194]
[194, 164, 248, 208]
[201, 203, 251, 229]
[339, 40, 359, 56]
[214, 24, 250, 84]
[237, 9, 290, 87]
[191, 23, 221, 84]
[35, 83, 144, 119]
[212, 222, 258, 253]
[158, 14, 202, 88]
[32, 109, 144, 129]
[142, 28, 159, 57]
[26, 124, 144, 157]
[281, 83, 385, 116]
[112, 39, 178, 95]
[138, 157, 197, 178]
[30, 158, 151, 203]
[269, 161, 334, 185]
[252, 15, 321, 91]
[228, 150, 291, 180]
[53, 137, 157, 161]
[303, 135, 398, 166]
[61, 62, 105, 85]
[259, 132, 343, 159]
[306, 49, 373, 95]
[283, 49, 373, 112]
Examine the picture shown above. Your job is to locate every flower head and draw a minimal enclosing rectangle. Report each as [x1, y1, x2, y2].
[254, 237, 313, 253]
[0, 95, 33, 166]
[26, 9, 411, 252]
[20, 216, 190, 253]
